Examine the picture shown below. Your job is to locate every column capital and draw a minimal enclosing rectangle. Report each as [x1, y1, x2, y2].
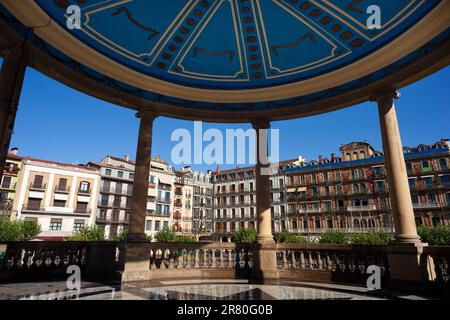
[251, 119, 271, 130]
[135, 109, 158, 120]
[370, 88, 401, 104]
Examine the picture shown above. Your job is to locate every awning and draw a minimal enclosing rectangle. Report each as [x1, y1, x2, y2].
[158, 175, 173, 185]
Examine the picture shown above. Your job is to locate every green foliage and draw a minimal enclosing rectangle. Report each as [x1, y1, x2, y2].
[319, 230, 348, 244]
[278, 232, 308, 244]
[233, 228, 256, 243]
[21, 220, 42, 241]
[417, 225, 450, 246]
[115, 229, 128, 242]
[349, 231, 392, 245]
[0, 218, 25, 241]
[67, 226, 105, 241]
[155, 228, 176, 242]
[175, 235, 196, 243]
[147, 235, 153, 242]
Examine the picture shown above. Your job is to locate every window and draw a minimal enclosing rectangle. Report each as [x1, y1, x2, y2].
[415, 217, 422, 226]
[101, 194, 109, 206]
[155, 221, 161, 231]
[163, 221, 169, 230]
[432, 217, 440, 227]
[1, 176, 11, 189]
[79, 181, 90, 192]
[26, 198, 41, 210]
[353, 219, 360, 228]
[408, 178, 416, 188]
[76, 202, 88, 213]
[118, 171, 123, 178]
[427, 194, 436, 203]
[439, 159, 447, 169]
[315, 218, 321, 229]
[53, 200, 65, 207]
[105, 169, 112, 176]
[406, 162, 413, 172]
[411, 195, 419, 204]
[327, 219, 333, 229]
[32, 175, 44, 188]
[145, 220, 152, 231]
[73, 220, 85, 231]
[57, 178, 67, 191]
[422, 160, 430, 168]
[129, 173, 135, 180]
[49, 219, 62, 231]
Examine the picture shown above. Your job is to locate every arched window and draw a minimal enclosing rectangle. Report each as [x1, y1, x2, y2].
[352, 152, 358, 160]
[346, 153, 351, 160]
[353, 219, 360, 228]
[432, 217, 441, 227]
[368, 219, 375, 228]
[327, 219, 333, 229]
[359, 151, 366, 159]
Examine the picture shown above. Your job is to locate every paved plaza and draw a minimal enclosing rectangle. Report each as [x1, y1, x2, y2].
[0, 279, 436, 301]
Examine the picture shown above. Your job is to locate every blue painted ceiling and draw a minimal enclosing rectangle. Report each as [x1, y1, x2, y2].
[35, 0, 441, 90]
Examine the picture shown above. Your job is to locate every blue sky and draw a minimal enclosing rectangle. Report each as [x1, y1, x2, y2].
[2, 56, 449, 172]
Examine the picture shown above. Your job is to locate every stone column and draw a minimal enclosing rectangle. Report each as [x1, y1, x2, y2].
[373, 89, 426, 289]
[127, 110, 157, 241]
[0, 47, 26, 180]
[374, 90, 420, 244]
[251, 119, 278, 282]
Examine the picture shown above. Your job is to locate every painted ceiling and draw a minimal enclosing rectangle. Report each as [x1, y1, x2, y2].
[0, 0, 448, 113]
[36, 0, 441, 90]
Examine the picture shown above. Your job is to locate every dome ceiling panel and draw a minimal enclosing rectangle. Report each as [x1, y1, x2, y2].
[0, 0, 448, 118]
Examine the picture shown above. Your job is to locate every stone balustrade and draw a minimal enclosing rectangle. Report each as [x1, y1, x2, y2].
[0, 241, 118, 282]
[276, 243, 389, 285]
[422, 246, 450, 296]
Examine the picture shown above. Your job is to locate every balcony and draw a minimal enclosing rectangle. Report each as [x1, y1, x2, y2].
[22, 206, 45, 212]
[78, 188, 91, 195]
[298, 208, 322, 214]
[29, 183, 46, 191]
[347, 205, 377, 212]
[412, 202, 440, 209]
[74, 208, 92, 215]
[54, 185, 70, 194]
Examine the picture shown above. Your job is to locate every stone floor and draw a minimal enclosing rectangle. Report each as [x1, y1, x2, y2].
[0, 279, 437, 300]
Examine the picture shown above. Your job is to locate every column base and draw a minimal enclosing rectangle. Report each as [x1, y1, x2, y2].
[251, 243, 279, 281]
[116, 241, 151, 283]
[256, 236, 275, 244]
[385, 242, 428, 288]
[393, 234, 421, 245]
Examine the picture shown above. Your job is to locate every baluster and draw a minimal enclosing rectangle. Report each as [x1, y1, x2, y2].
[239, 249, 245, 268]
[211, 249, 217, 268]
[326, 253, 333, 271]
[177, 250, 183, 269]
[219, 249, 224, 268]
[300, 251, 306, 270]
[194, 249, 200, 269]
[227, 250, 232, 268]
[317, 252, 323, 271]
[282, 251, 288, 269]
[291, 251, 297, 270]
[308, 251, 313, 270]
[203, 250, 208, 268]
[244, 249, 251, 269]
[167, 249, 174, 269]
[186, 249, 192, 269]
[150, 250, 156, 269]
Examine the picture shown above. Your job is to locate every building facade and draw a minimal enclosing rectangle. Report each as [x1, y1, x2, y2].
[284, 140, 450, 235]
[211, 162, 292, 242]
[13, 158, 100, 240]
[88, 156, 135, 239]
[0, 149, 22, 218]
[145, 156, 175, 239]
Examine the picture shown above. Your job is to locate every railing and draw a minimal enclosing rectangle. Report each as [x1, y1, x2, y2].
[29, 183, 46, 191]
[54, 185, 70, 193]
[347, 205, 377, 212]
[0, 241, 117, 282]
[413, 202, 440, 209]
[276, 244, 389, 285]
[423, 246, 450, 287]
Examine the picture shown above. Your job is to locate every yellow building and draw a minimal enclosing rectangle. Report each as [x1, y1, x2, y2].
[0, 149, 22, 218]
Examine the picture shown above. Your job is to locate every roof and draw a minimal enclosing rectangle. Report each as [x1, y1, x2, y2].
[23, 157, 99, 172]
[285, 147, 450, 174]
[2, 1, 447, 121]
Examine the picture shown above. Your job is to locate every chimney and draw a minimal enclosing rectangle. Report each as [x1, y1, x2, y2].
[124, 155, 129, 162]
[10, 147, 18, 156]
[319, 155, 323, 163]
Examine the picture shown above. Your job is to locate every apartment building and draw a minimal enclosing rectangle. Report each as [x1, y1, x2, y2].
[13, 157, 100, 240]
[0, 148, 22, 218]
[87, 156, 135, 239]
[145, 156, 175, 239]
[211, 162, 293, 242]
[284, 139, 450, 234]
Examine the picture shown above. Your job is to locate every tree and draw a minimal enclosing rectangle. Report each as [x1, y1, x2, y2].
[67, 226, 105, 241]
[115, 229, 128, 242]
[278, 232, 308, 244]
[155, 228, 176, 242]
[21, 220, 42, 240]
[0, 218, 24, 241]
[233, 228, 256, 243]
